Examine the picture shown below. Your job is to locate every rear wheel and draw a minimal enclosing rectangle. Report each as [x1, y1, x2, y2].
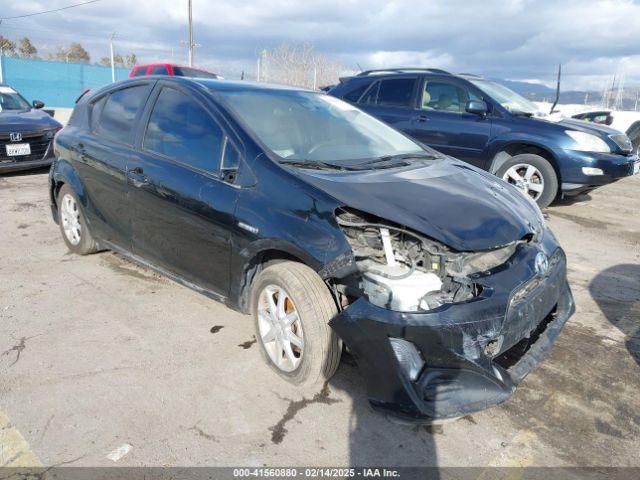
[57, 184, 98, 255]
[496, 154, 558, 208]
[251, 262, 341, 390]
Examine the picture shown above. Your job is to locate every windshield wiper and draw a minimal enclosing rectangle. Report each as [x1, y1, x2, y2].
[350, 152, 438, 170]
[511, 109, 534, 118]
[279, 159, 348, 171]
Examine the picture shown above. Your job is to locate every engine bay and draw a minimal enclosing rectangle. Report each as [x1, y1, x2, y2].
[334, 207, 482, 312]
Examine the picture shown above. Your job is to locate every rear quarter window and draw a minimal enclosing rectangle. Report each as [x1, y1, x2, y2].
[342, 82, 371, 102]
[95, 85, 150, 144]
[132, 67, 147, 77]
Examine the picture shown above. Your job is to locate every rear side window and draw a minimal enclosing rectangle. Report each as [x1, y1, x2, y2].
[173, 67, 219, 79]
[343, 82, 370, 102]
[132, 67, 147, 77]
[95, 85, 150, 144]
[89, 96, 107, 131]
[144, 87, 224, 173]
[360, 78, 417, 107]
[150, 66, 169, 75]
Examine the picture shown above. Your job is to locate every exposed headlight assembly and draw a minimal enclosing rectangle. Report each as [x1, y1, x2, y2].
[566, 130, 610, 153]
[447, 243, 519, 276]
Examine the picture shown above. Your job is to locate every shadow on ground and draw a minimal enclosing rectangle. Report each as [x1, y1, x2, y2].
[589, 264, 640, 366]
[328, 353, 440, 471]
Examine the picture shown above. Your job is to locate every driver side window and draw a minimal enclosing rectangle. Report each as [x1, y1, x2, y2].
[421, 80, 480, 113]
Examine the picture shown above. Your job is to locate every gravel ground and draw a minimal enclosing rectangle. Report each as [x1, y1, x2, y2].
[0, 169, 638, 468]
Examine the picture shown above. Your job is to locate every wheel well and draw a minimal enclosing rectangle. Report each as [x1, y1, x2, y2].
[491, 143, 561, 184]
[237, 249, 307, 314]
[51, 180, 66, 210]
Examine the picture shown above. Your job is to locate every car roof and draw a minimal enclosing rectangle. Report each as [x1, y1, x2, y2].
[340, 68, 486, 83]
[94, 76, 316, 98]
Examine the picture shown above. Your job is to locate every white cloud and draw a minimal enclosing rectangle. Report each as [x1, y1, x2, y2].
[2, 0, 640, 89]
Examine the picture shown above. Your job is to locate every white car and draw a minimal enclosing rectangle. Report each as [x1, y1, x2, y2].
[572, 110, 640, 153]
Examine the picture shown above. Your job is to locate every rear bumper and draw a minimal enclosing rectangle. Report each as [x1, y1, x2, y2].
[330, 236, 574, 422]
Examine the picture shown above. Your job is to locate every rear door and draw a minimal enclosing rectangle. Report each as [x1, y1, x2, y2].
[405, 77, 492, 167]
[74, 82, 153, 248]
[127, 83, 239, 296]
[356, 76, 418, 133]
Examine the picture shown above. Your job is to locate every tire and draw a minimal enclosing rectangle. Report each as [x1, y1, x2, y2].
[251, 261, 341, 390]
[57, 184, 98, 255]
[496, 153, 558, 208]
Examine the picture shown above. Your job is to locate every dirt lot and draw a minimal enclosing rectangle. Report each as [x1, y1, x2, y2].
[1, 169, 639, 468]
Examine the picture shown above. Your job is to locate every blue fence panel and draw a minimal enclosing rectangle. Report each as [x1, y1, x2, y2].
[0, 57, 130, 108]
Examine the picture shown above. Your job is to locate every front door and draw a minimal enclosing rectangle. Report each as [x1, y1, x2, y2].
[128, 84, 238, 295]
[405, 77, 492, 168]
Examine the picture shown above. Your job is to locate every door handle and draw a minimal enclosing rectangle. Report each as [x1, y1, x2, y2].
[127, 167, 149, 187]
[414, 114, 429, 123]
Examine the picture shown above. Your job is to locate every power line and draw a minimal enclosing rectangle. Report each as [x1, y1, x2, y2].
[0, 0, 104, 21]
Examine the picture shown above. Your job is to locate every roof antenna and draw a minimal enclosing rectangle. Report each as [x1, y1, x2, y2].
[356, 62, 363, 73]
[550, 63, 561, 114]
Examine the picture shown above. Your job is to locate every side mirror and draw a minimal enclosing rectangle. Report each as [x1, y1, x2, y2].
[465, 100, 488, 116]
[32, 100, 45, 109]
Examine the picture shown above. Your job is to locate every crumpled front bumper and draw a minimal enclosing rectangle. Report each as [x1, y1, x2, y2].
[330, 237, 574, 422]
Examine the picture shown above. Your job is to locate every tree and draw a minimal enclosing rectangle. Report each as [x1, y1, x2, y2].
[100, 52, 137, 68]
[125, 53, 137, 68]
[0, 35, 16, 56]
[18, 37, 38, 58]
[67, 42, 90, 63]
[256, 42, 346, 89]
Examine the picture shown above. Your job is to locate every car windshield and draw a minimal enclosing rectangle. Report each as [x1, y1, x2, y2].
[216, 89, 425, 166]
[469, 79, 539, 115]
[0, 87, 31, 112]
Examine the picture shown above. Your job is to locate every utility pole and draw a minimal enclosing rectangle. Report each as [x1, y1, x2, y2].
[188, 0, 194, 67]
[110, 32, 116, 82]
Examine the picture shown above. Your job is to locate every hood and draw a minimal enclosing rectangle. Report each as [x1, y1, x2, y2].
[0, 109, 61, 132]
[292, 158, 543, 252]
[537, 115, 623, 136]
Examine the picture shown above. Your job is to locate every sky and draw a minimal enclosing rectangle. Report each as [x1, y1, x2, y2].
[2, 0, 640, 90]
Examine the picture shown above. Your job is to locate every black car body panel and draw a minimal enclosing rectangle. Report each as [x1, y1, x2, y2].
[50, 77, 573, 421]
[290, 159, 543, 252]
[0, 86, 62, 173]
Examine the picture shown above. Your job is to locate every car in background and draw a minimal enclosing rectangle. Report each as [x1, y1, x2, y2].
[0, 84, 62, 174]
[129, 63, 221, 79]
[50, 76, 573, 422]
[329, 69, 639, 207]
[572, 110, 640, 154]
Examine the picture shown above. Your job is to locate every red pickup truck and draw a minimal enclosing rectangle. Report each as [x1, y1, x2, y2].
[129, 63, 220, 79]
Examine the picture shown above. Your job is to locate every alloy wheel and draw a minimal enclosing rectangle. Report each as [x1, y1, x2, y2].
[60, 193, 82, 245]
[257, 284, 304, 372]
[502, 163, 545, 201]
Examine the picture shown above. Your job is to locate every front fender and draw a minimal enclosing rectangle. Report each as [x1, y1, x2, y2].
[486, 135, 561, 173]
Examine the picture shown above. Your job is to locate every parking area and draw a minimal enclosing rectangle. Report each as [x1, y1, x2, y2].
[1, 170, 639, 468]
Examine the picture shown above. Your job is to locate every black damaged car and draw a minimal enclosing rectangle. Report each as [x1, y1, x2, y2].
[0, 84, 62, 173]
[50, 77, 574, 422]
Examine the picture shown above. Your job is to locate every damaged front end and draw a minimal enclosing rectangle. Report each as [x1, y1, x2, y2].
[326, 207, 574, 422]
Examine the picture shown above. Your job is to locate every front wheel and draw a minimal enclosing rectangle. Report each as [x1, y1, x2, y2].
[251, 261, 341, 390]
[496, 154, 558, 208]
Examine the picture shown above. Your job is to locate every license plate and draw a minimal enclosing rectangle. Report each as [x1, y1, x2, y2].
[634, 161, 640, 175]
[6, 143, 31, 156]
